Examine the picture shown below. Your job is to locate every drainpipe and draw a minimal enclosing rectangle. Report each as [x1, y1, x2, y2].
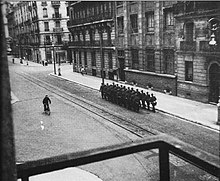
[217, 96, 220, 125]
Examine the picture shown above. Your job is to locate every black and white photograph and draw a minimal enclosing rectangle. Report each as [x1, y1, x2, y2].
[1, 1, 220, 181]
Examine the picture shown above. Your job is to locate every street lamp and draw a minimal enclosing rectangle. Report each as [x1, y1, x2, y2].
[208, 18, 220, 125]
[52, 41, 56, 75]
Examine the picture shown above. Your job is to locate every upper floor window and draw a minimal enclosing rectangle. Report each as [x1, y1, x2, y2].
[44, 22, 49, 31]
[57, 34, 62, 44]
[185, 22, 194, 42]
[45, 35, 50, 44]
[116, 1, 123, 6]
[54, 7, 59, 15]
[41, 1, 47, 6]
[146, 12, 154, 32]
[130, 14, 138, 33]
[164, 10, 174, 28]
[43, 8, 48, 18]
[55, 21, 60, 27]
[117, 16, 124, 34]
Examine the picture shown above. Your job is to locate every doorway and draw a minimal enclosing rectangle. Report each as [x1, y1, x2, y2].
[209, 63, 220, 103]
[119, 58, 125, 81]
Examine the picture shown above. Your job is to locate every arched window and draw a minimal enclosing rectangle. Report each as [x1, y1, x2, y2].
[43, 8, 48, 18]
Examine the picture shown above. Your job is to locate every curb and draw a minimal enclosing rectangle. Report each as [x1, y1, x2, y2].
[49, 73, 219, 132]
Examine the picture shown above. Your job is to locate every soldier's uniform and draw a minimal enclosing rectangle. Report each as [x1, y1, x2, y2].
[140, 90, 146, 109]
[99, 83, 104, 99]
[150, 93, 157, 112]
[145, 92, 150, 110]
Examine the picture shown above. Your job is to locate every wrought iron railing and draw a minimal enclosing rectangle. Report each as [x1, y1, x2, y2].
[180, 41, 196, 51]
[17, 134, 219, 181]
[199, 41, 220, 52]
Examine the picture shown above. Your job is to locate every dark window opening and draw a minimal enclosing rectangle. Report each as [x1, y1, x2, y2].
[185, 61, 193, 81]
[130, 14, 138, 33]
[131, 49, 139, 69]
[91, 51, 96, 66]
[145, 49, 155, 72]
[146, 12, 154, 32]
[164, 49, 174, 75]
[117, 16, 124, 34]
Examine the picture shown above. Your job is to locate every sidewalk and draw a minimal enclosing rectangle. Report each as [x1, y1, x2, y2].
[51, 66, 219, 131]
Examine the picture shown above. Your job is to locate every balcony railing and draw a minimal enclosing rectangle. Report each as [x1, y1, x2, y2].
[52, 14, 62, 19]
[199, 41, 220, 52]
[68, 40, 113, 47]
[69, 11, 113, 26]
[180, 41, 196, 51]
[51, 1, 60, 6]
[53, 27, 63, 33]
[44, 41, 52, 45]
[17, 134, 219, 181]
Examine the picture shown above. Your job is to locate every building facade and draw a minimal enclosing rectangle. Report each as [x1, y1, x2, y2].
[115, 1, 178, 94]
[174, 2, 220, 103]
[67, 1, 116, 79]
[9, 1, 70, 64]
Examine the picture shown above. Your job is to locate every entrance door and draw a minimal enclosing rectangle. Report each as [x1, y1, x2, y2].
[119, 58, 125, 81]
[209, 63, 220, 103]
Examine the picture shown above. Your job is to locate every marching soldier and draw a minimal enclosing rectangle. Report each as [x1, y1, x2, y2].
[140, 90, 146, 109]
[145, 92, 150, 110]
[99, 83, 104, 99]
[150, 93, 157, 113]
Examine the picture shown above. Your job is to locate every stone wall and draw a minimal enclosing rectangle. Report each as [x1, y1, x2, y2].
[125, 69, 177, 95]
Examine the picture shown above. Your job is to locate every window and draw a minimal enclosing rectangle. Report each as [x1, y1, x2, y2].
[146, 12, 154, 32]
[73, 51, 76, 64]
[163, 49, 174, 75]
[131, 49, 139, 69]
[145, 49, 155, 72]
[55, 21, 60, 27]
[185, 61, 193, 81]
[116, 1, 123, 6]
[117, 16, 124, 34]
[41, 1, 47, 6]
[130, 14, 138, 33]
[45, 35, 51, 44]
[54, 7, 59, 18]
[164, 10, 174, 28]
[43, 8, 48, 18]
[91, 51, 96, 66]
[108, 52, 113, 69]
[84, 51, 87, 66]
[44, 22, 49, 31]
[79, 51, 82, 65]
[118, 50, 125, 57]
[57, 35, 62, 44]
[185, 22, 194, 42]
[90, 30, 95, 44]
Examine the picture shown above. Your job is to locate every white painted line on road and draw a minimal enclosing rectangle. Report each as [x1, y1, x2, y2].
[40, 121, 44, 130]
[11, 91, 19, 104]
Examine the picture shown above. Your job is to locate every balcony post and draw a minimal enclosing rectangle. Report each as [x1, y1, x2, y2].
[159, 144, 170, 181]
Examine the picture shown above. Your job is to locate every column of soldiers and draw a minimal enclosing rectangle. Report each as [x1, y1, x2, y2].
[99, 83, 157, 113]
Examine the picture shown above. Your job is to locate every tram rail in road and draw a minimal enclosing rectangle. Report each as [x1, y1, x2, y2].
[16, 71, 159, 138]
